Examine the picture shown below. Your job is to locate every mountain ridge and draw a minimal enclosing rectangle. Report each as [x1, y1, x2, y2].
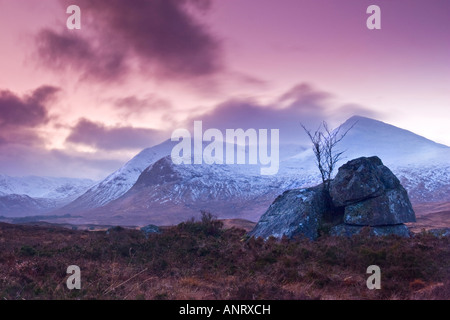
[50, 116, 449, 225]
[3, 115, 449, 225]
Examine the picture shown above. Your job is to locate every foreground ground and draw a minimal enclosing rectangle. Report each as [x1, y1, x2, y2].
[0, 217, 449, 300]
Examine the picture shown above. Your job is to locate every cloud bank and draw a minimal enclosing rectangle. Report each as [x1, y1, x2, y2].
[36, 0, 221, 82]
[184, 83, 379, 144]
[66, 118, 165, 151]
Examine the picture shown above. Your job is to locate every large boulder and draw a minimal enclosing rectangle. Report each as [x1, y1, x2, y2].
[249, 185, 328, 240]
[344, 188, 415, 226]
[330, 156, 400, 207]
[250, 156, 416, 240]
[331, 156, 415, 226]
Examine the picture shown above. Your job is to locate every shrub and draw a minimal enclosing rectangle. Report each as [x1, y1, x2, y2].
[177, 211, 223, 237]
[19, 245, 37, 257]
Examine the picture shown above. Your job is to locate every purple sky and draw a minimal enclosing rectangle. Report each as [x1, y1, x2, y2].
[0, 0, 449, 179]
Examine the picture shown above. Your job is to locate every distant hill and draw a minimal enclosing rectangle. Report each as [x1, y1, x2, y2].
[0, 175, 95, 217]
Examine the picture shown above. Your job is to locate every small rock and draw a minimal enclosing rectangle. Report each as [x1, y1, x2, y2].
[427, 228, 450, 238]
[140, 224, 160, 238]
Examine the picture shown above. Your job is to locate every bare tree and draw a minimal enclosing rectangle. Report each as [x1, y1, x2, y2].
[301, 121, 355, 192]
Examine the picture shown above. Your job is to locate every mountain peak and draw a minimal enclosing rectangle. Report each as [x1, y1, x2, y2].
[346, 114, 375, 122]
[341, 115, 387, 128]
[135, 156, 181, 187]
[337, 115, 449, 166]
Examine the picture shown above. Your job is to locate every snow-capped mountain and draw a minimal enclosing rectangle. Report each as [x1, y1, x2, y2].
[76, 156, 320, 226]
[62, 137, 306, 215]
[0, 194, 56, 217]
[336, 116, 450, 203]
[60, 139, 176, 213]
[0, 175, 95, 200]
[337, 116, 450, 167]
[53, 115, 449, 225]
[0, 175, 95, 217]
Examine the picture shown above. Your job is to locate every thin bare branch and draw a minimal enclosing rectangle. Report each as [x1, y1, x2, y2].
[301, 120, 355, 191]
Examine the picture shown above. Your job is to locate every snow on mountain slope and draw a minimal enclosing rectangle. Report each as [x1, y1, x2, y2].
[78, 156, 320, 225]
[0, 175, 96, 217]
[337, 116, 450, 167]
[60, 139, 176, 212]
[0, 175, 95, 201]
[62, 137, 307, 214]
[394, 164, 450, 204]
[0, 194, 57, 217]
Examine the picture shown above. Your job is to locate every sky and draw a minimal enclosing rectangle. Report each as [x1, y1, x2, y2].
[0, 0, 449, 180]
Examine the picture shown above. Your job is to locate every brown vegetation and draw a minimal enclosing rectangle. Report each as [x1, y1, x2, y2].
[0, 214, 449, 300]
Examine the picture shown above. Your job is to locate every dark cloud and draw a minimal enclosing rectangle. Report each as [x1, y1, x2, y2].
[66, 118, 165, 151]
[0, 86, 58, 127]
[0, 86, 59, 147]
[186, 83, 379, 144]
[36, 0, 221, 82]
[36, 29, 127, 82]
